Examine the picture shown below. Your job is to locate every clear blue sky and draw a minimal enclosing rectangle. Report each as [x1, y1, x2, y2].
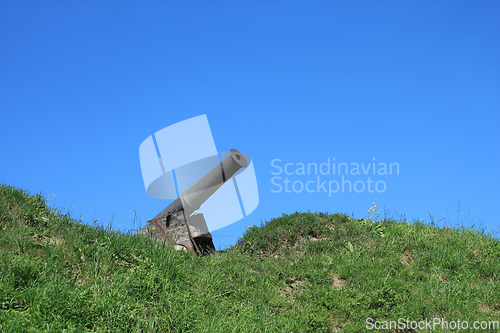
[1, 1, 499, 250]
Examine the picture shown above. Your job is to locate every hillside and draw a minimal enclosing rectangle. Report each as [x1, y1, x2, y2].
[0, 184, 499, 332]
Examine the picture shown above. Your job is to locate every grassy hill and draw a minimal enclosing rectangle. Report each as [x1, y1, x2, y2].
[0, 184, 499, 332]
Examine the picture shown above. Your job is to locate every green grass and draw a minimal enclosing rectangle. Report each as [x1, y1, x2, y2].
[0, 184, 499, 332]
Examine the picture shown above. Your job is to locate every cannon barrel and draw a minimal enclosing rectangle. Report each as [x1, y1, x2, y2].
[153, 149, 247, 219]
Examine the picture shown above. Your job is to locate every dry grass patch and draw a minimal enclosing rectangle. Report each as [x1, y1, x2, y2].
[479, 302, 499, 313]
[331, 275, 346, 289]
[279, 279, 305, 300]
[400, 251, 414, 266]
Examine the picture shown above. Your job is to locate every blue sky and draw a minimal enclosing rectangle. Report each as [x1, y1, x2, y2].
[1, 1, 499, 250]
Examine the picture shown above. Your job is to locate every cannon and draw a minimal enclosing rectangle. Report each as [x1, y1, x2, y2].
[135, 149, 248, 255]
